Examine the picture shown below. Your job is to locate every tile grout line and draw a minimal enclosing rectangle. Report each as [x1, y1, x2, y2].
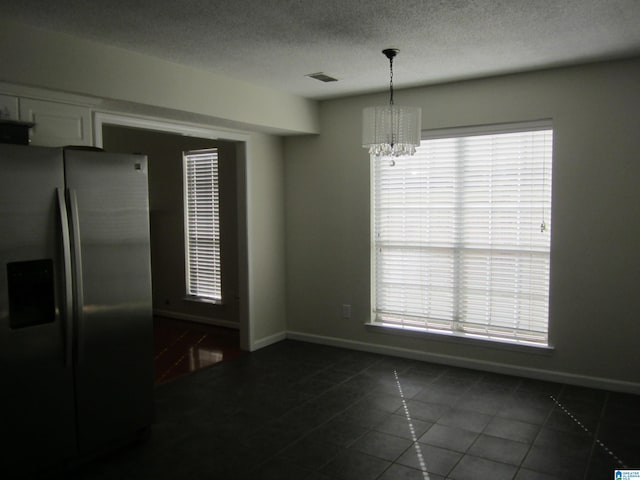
[245, 356, 386, 477]
[549, 393, 628, 472]
[582, 391, 609, 480]
[453, 373, 528, 477]
[510, 382, 558, 478]
[394, 369, 431, 480]
[260, 359, 435, 478]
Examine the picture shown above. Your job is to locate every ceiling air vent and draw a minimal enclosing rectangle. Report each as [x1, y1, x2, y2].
[306, 72, 338, 83]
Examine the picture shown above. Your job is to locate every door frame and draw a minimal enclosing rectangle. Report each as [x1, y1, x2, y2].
[93, 112, 252, 351]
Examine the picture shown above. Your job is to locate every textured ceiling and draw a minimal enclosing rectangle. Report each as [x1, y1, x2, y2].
[3, 0, 640, 99]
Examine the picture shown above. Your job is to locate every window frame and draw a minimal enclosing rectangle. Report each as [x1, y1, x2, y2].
[183, 148, 223, 304]
[370, 120, 554, 348]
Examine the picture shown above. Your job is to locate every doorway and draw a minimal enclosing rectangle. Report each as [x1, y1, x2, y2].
[96, 116, 250, 380]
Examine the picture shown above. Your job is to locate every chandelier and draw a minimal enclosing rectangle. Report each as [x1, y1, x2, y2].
[362, 49, 421, 158]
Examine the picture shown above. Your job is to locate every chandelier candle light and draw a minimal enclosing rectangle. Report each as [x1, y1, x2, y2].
[362, 48, 422, 158]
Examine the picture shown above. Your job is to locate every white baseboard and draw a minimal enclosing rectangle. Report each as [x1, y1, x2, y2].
[153, 309, 239, 330]
[251, 331, 287, 351]
[286, 331, 640, 395]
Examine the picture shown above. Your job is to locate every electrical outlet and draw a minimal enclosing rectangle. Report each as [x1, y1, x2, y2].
[342, 304, 352, 319]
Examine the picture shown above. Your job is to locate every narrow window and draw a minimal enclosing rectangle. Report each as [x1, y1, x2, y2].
[183, 148, 222, 302]
[372, 122, 553, 346]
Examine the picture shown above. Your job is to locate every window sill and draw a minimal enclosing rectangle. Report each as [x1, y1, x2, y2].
[365, 322, 554, 356]
[184, 295, 223, 306]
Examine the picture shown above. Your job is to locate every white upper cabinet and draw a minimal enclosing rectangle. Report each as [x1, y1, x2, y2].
[19, 98, 92, 147]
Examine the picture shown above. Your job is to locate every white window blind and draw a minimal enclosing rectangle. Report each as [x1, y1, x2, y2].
[183, 149, 222, 302]
[372, 123, 553, 346]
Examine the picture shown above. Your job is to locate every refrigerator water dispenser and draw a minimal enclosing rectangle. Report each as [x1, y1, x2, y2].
[7, 259, 55, 328]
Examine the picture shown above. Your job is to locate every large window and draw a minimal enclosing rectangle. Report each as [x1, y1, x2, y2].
[183, 148, 222, 302]
[372, 122, 553, 346]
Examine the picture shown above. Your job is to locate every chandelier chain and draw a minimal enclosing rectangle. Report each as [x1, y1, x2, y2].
[389, 55, 394, 106]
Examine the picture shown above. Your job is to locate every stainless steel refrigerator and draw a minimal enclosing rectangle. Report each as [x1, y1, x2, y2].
[0, 143, 154, 478]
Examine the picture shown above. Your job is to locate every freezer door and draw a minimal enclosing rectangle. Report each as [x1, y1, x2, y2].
[0, 144, 78, 476]
[64, 149, 154, 454]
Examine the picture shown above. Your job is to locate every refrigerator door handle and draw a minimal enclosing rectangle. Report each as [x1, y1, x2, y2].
[67, 188, 85, 365]
[57, 188, 74, 368]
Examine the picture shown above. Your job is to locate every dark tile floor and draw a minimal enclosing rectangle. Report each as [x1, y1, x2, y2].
[72, 340, 639, 480]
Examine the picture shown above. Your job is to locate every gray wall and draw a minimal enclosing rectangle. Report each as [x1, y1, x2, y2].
[244, 134, 288, 345]
[283, 57, 640, 392]
[102, 126, 240, 326]
[0, 20, 319, 134]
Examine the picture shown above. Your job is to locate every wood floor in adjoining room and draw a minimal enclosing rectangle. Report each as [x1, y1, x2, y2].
[153, 316, 245, 384]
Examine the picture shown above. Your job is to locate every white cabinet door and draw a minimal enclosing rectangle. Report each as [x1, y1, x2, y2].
[20, 98, 92, 147]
